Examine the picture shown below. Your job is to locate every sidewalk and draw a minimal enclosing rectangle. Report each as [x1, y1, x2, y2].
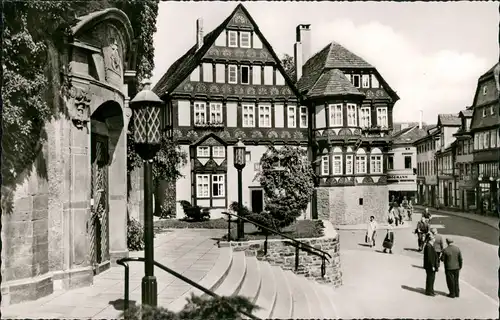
[334, 249, 498, 319]
[335, 222, 412, 231]
[415, 205, 499, 230]
[2, 229, 225, 319]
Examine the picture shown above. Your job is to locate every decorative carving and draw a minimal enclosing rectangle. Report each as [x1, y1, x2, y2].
[222, 85, 232, 94]
[186, 130, 199, 140]
[70, 86, 92, 129]
[109, 39, 121, 72]
[173, 129, 183, 138]
[362, 176, 374, 184]
[293, 131, 304, 139]
[234, 130, 246, 139]
[201, 137, 220, 146]
[183, 83, 194, 92]
[280, 131, 291, 139]
[366, 90, 375, 98]
[209, 85, 220, 94]
[246, 87, 256, 95]
[376, 90, 385, 97]
[209, 48, 220, 56]
[338, 177, 346, 184]
[246, 49, 257, 58]
[353, 128, 361, 135]
[377, 175, 387, 184]
[222, 49, 231, 57]
[259, 51, 269, 59]
[195, 83, 206, 92]
[281, 87, 292, 95]
[218, 130, 231, 139]
[235, 86, 245, 95]
[251, 130, 264, 138]
[270, 87, 279, 95]
[258, 87, 267, 95]
[338, 128, 352, 136]
[267, 131, 278, 139]
[327, 129, 336, 137]
[235, 50, 245, 58]
[330, 177, 337, 185]
[315, 130, 324, 137]
[233, 14, 247, 24]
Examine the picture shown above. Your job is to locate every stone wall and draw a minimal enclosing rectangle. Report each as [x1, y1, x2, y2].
[220, 233, 342, 287]
[316, 185, 389, 225]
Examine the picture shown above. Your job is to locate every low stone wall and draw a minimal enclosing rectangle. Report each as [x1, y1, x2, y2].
[219, 222, 342, 287]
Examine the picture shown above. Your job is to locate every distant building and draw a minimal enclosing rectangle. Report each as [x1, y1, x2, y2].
[453, 108, 475, 211]
[414, 125, 439, 206]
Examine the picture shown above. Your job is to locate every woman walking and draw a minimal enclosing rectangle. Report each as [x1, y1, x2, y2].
[383, 224, 395, 254]
[366, 216, 378, 248]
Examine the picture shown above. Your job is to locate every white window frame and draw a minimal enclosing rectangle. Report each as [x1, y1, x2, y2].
[355, 155, 367, 174]
[196, 174, 210, 198]
[212, 174, 225, 197]
[212, 146, 225, 158]
[209, 102, 222, 124]
[228, 31, 238, 47]
[370, 155, 383, 174]
[228, 65, 237, 84]
[240, 65, 250, 85]
[287, 105, 296, 128]
[259, 104, 271, 128]
[242, 104, 255, 127]
[332, 155, 343, 175]
[252, 66, 261, 85]
[194, 102, 207, 124]
[347, 103, 358, 126]
[346, 155, 353, 175]
[329, 104, 343, 127]
[362, 74, 370, 88]
[321, 155, 329, 176]
[360, 106, 371, 128]
[197, 146, 210, 157]
[376, 107, 388, 128]
[299, 106, 308, 128]
[239, 31, 251, 48]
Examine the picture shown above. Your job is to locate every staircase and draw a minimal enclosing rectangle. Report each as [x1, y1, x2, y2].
[166, 247, 339, 319]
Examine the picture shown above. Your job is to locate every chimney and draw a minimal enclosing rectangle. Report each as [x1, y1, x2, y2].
[196, 18, 204, 50]
[294, 24, 311, 81]
[419, 110, 423, 129]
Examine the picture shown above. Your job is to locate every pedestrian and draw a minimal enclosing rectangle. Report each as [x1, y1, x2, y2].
[423, 233, 438, 296]
[430, 227, 445, 269]
[414, 216, 429, 251]
[387, 205, 396, 226]
[382, 223, 395, 254]
[407, 199, 413, 221]
[365, 216, 378, 248]
[441, 238, 463, 298]
[423, 207, 432, 223]
[397, 203, 405, 225]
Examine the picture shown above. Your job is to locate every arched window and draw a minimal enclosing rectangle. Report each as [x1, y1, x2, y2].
[345, 146, 354, 175]
[332, 147, 343, 175]
[355, 148, 367, 174]
[370, 148, 383, 174]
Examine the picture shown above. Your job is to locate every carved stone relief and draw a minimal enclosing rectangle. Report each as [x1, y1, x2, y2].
[280, 131, 291, 139]
[362, 176, 374, 184]
[173, 129, 183, 139]
[252, 131, 264, 138]
[69, 85, 92, 129]
[234, 130, 246, 139]
[267, 131, 278, 139]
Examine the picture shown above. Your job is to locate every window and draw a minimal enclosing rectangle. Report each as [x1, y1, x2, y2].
[497, 129, 500, 148]
[228, 31, 237, 47]
[228, 65, 237, 84]
[212, 175, 225, 197]
[482, 108, 486, 117]
[197, 146, 210, 157]
[387, 156, 394, 170]
[215, 64, 225, 83]
[346, 155, 353, 174]
[329, 104, 343, 127]
[299, 106, 308, 128]
[253, 34, 262, 49]
[491, 105, 495, 115]
[245, 151, 251, 162]
[194, 102, 207, 124]
[474, 133, 479, 150]
[404, 156, 412, 169]
[240, 65, 250, 84]
[287, 106, 296, 128]
[332, 155, 342, 175]
[345, 74, 351, 82]
[370, 155, 383, 174]
[376, 107, 388, 127]
[202, 63, 213, 82]
[259, 105, 271, 127]
[190, 66, 200, 81]
[485, 131, 490, 149]
[362, 75, 370, 88]
[209, 103, 222, 124]
[242, 104, 255, 127]
[491, 129, 497, 149]
[355, 156, 367, 174]
[252, 66, 261, 85]
[321, 155, 329, 176]
[483, 86, 488, 95]
[240, 31, 250, 48]
[263, 66, 273, 85]
[196, 175, 209, 198]
[276, 70, 285, 85]
[347, 103, 357, 126]
[360, 107, 371, 128]
[212, 146, 225, 158]
[371, 75, 379, 88]
[352, 75, 360, 88]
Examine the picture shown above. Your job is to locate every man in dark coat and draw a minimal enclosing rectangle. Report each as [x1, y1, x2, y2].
[423, 234, 438, 296]
[440, 238, 463, 298]
[430, 227, 445, 269]
[415, 217, 429, 251]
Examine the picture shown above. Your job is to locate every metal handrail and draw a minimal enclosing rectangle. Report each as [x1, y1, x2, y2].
[116, 257, 258, 320]
[222, 211, 331, 277]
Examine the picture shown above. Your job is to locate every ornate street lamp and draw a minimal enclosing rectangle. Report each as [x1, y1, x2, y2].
[233, 139, 246, 240]
[130, 79, 164, 307]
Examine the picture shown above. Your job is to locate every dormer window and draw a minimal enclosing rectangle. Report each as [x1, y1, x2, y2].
[240, 32, 251, 48]
[362, 75, 370, 88]
[352, 75, 360, 88]
[197, 146, 210, 157]
[228, 31, 238, 47]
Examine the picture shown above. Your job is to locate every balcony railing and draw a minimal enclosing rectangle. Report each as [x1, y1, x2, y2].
[194, 121, 225, 128]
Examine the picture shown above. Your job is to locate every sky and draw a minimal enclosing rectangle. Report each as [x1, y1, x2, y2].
[151, 2, 499, 124]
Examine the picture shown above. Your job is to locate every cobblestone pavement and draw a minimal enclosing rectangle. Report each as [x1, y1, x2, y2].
[2, 229, 225, 319]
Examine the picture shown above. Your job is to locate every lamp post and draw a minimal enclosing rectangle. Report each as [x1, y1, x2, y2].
[129, 79, 164, 307]
[233, 139, 246, 240]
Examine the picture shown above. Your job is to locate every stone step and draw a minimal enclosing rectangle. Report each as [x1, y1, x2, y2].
[237, 256, 261, 304]
[268, 266, 293, 319]
[312, 281, 338, 318]
[215, 251, 247, 297]
[321, 284, 357, 319]
[284, 270, 310, 319]
[297, 275, 327, 319]
[252, 262, 277, 320]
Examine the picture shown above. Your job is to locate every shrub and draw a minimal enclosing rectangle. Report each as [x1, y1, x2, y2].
[180, 200, 210, 222]
[122, 294, 259, 320]
[159, 195, 176, 220]
[246, 212, 278, 231]
[127, 216, 144, 251]
[229, 201, 251, 217]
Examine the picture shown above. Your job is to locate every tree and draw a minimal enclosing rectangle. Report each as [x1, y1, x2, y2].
[256, 146, 315, 230]
[281, 53, 295, 80]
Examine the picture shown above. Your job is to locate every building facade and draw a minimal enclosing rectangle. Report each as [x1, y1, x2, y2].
[153, 4, 399, 224]
[415, 126, 439, 206]
[454, 109, 475, 211]
[470, 63, 500, 215]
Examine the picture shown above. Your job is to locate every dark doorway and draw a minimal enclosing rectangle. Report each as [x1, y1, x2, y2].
[251, 189, 264, 213]
[443, 185, 449, 207]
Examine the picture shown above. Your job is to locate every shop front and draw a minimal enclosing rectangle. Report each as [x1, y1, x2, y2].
[387, 173, 417, 205]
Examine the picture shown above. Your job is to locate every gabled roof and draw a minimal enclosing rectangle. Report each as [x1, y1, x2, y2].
[296, 42, 399, 101]
[479, 62, 499, 81]
[153, 4, 300, 99]
[392, 125, 430, 144]
[307, 69, 364, 98]
[459, 109, 473, 117]
[437, 113, 461, 126]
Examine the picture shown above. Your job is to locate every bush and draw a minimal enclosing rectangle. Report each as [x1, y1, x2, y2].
[180, 200, 210, 222]
[246, 211, 278, 231]
[154, 218, 229, 231]
[127, 216, 144, 251]
[122, 293, 259, 320]
[159, 197, 176, 220]
[229, 201, 251, 217]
